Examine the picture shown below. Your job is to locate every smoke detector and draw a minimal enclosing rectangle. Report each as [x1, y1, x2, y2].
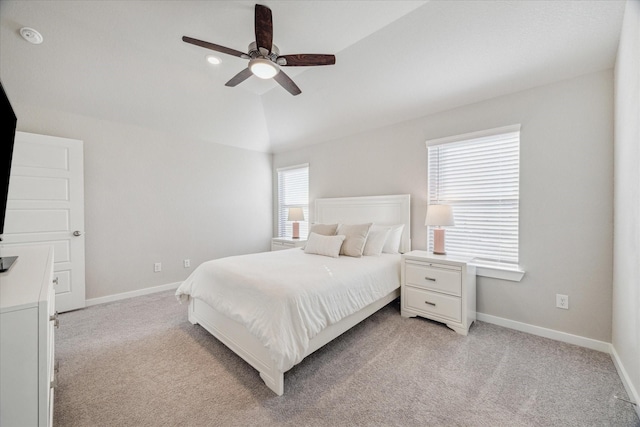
[20, 27, 43, 44]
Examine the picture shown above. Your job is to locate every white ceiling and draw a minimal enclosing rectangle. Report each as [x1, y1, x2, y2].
[0, 1, 626, 153]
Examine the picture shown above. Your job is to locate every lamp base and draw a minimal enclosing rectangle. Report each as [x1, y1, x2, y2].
[292, 222, 300, 239]
[433, 228, 446, 255]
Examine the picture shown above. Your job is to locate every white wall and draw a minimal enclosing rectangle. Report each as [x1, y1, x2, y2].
[612, 0, 640, 413]
[12, 105, 273, 300]
[274, 69, 614, 342]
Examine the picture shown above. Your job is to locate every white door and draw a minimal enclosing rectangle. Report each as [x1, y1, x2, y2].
[1, 132, 85, 312]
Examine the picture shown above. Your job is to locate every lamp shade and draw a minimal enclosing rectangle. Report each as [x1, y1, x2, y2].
[425, 204, 454, 226]
[287, 207, 305, 222]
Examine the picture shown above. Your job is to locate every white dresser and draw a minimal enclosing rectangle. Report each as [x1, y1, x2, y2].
[401, 250, 476, 335]
[0, 245, 56, 427]
[271, 237, 307, 251]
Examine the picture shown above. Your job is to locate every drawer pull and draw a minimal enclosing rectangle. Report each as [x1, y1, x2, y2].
[424, 301, 436, 307]
[53, 277, 59, 285]
[424, 277, 436, 282]
[50, 312, 59, 328]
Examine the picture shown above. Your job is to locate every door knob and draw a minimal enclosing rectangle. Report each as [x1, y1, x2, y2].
[73, 230, 83, 237]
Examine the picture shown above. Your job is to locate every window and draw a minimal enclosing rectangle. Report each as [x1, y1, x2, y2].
[277, 164, 309, 238]
[426, 125, 520, 266]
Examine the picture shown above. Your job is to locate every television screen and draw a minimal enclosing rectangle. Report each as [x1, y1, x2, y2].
[0, 80, 17, 238]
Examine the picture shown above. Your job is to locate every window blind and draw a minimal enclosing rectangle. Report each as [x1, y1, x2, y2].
[427, 129, 520, 264]
[277, 164, 309, 238]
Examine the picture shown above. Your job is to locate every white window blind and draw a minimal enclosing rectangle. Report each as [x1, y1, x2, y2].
[427, 127, 520, 264]
[277, 164, 309, 238]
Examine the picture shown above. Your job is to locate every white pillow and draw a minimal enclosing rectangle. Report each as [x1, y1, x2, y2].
[336, 223, 372, 257]
[363, 226, 391, 256]
[304, 232, 346, 258]
[381, 224, 405, 254]
[302, 223, 338, 250]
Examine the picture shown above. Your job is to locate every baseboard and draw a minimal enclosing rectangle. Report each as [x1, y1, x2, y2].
[476, 312, 611, 353]
[86, 282, 181, 307]
[610, 346, 640, 418]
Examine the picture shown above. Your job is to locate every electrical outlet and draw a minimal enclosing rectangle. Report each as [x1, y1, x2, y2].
[183, 259, 191, 268]
[154, 262, 162, 273]
[556, 294, 569, 309]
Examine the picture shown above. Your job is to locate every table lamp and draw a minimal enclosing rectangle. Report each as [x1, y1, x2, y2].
[288, 207, 305, 239]
[425, 204, 454, 255]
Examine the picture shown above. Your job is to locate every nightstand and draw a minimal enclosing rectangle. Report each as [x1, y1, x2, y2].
[401, 250, 476, 335]
[271, 237, 307, 251]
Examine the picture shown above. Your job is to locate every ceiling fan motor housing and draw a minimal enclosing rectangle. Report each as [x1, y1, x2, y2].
[248, 42, 279, 62]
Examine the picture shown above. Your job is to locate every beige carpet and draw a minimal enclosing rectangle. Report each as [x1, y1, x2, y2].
[54, 291, 639, 426]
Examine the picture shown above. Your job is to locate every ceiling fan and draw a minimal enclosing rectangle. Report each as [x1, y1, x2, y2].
[183, 4, 336, 96]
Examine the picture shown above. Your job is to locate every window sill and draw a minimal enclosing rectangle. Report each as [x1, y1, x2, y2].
[470, 260, 525, 282]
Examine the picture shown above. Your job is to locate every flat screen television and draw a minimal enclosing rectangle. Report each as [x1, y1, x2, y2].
[0, 79, 18, 272]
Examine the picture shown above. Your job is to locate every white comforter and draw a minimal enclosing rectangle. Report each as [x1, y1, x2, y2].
[175, 248, 400, 371]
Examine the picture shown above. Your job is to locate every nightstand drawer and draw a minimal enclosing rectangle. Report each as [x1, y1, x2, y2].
[404, 286, 461, 323]
[271, 238, 306, 251]
[271, 241, 297, 251]
[405, 261, 461, 296]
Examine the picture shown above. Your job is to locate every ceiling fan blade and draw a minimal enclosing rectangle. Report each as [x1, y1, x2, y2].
[278, 54, 336, 67]
[273, 70, 301, 96]
[254, 4, 273, 54]
[182, 36, 248, 58]
[225, 68, 253, 87]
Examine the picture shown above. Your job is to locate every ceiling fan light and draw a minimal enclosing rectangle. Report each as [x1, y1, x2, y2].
[249, 58, 279, 79]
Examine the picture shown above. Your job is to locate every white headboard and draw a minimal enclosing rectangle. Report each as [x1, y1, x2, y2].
[314, 194, 411, 253]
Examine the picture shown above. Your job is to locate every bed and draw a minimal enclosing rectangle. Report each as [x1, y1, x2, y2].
[176, 194, 411, 395]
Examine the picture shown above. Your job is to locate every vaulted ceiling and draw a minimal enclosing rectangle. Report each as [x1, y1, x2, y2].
[0, 1, 626, 153]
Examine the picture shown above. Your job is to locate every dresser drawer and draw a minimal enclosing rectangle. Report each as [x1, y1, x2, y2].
[404, 286, 462, 322]
[405, 261, 461, 296]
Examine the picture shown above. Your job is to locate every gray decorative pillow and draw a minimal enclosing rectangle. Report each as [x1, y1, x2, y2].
[336, 223, 373, 257]
[308, 223, 338, 237]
